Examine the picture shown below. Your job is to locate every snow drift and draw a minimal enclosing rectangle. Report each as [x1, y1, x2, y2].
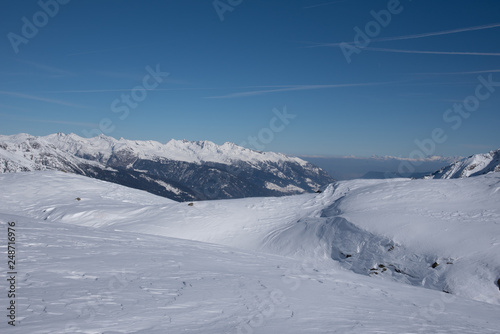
[1, 171, 499, 333]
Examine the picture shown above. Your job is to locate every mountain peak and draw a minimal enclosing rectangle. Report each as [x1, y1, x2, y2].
[0, 132, 334, 201]
[427, 147, 500, 179]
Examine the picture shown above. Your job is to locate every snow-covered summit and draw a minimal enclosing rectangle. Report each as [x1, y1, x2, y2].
[427, 147, 500, 179]
[38, 132, 305, 166]
[0, 133, 333, 201]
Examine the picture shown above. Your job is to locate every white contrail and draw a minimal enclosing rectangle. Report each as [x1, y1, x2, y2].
[371, 22, 500, 43]
[407, 69, 500, 75]
[0, 91, 87, 108]
[363, 47, 500, 56]
[206, 81, 398, 99]
[303, 0, 352, 9]
[311, 22, 500, 47]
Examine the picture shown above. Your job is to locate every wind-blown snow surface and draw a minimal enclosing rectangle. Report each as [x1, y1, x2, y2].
[1, 171, 500, 333]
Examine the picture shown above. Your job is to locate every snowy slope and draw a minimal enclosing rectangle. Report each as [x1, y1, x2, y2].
[0, 133, 333, 201]
[1, 171, 500, 333]
[0, 133, 99, 173]
[427, 147, 500, 179]
[2, 171, 500, 302]
[3, 213, 500, 333]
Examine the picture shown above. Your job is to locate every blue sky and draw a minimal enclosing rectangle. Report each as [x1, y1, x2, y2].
[1, 0, 499, 157]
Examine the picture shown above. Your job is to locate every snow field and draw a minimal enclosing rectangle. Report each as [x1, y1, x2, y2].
[1, 171, 500, 333]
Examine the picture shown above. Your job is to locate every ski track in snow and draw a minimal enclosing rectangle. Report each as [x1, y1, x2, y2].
[0, 171, 500, 333]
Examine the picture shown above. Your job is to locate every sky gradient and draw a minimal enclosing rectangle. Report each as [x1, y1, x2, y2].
[1, 0, 499, 157]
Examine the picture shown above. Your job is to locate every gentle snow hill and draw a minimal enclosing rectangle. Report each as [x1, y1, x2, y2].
[1, 171, 500, 306]
[1, 171, 500, 333]
[0, 171, 331, 249]
[0, 133, 333, 201]
[427, 147, 500, 179]
[2, 213, 500, 333]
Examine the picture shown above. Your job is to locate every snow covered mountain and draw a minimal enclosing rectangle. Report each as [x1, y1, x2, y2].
[0, 133, 333, 201]
[427, 147, 500, 179]
[1, 171, 499, 333]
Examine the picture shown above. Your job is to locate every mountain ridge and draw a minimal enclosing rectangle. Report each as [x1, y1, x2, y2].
[426, 147, 500, 179]
[0, 132, 334, 201]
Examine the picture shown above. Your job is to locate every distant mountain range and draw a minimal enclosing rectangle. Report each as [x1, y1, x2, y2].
[426, 148, 500, 179]
[0, 133, 334, 201]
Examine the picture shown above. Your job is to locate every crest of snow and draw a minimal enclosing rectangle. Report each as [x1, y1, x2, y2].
[428, 148, 500, 179]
